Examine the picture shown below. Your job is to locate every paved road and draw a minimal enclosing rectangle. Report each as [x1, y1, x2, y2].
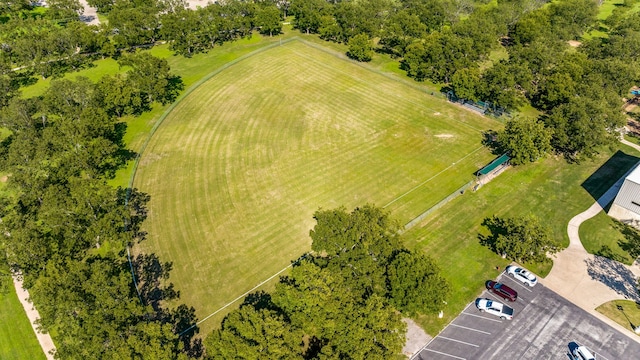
[413, 273, 640, 360]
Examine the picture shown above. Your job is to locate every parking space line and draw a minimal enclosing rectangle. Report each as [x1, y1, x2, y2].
[450, 323, 491, 334]
[502, 276, 533, 292]
[438, 336, 479, 347]
[485, 290, 524, 304]
[461, 312, 502, 322]
[422, 348, 467, 360]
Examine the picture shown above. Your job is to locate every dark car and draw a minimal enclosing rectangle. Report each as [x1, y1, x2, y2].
[486, 280, 518, 302]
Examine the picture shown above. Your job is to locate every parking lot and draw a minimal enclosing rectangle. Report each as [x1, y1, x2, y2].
[412, 272, 640, 359]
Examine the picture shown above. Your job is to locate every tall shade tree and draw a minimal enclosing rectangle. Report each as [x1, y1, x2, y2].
[118, 52, 182, 104]
[96, 73, 147, 117]
[544, 93, 625, 161]
[387, 251, 449, 316]
[480, 215, 560, 263]
[451, 68, 480, 101]
[46, 0, 83, 21]
[205, 306, 303, 359]
[547, 0, 597, 40]
[255, 4, 282, 37]
[402, 29, 477, 83]
[346, 33, 373, 62]
[108, 2, 160, 48]
[379, 10, 426, 57]
[478, 61, 531, 110]
[290, 0, 328, 34]
[497, 116, 551, 165]
[273, 260, 406, 359]
[309, 205, 401, 297]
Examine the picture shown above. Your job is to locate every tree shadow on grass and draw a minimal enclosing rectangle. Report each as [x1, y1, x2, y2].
[581, 150, 640, 201]
[133, 253, 202, 357]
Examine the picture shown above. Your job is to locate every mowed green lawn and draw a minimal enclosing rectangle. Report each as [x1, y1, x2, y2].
[404, 146, 640, 334]
[0, 283, 46, 360]
[134, 39, 499, 332]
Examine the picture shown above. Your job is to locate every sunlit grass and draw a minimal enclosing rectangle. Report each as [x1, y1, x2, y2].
[0, 275, 46, 360]
[404, 146, 640, 335]
[133, 39, 499, 335]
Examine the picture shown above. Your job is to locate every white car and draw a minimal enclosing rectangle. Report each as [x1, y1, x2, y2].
[475, 298, 514, 320]
[571, 345, 595, 360]
[506, 265, 538, 287]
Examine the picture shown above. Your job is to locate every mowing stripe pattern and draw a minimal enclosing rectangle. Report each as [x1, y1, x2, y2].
[134, 40, 499, 331]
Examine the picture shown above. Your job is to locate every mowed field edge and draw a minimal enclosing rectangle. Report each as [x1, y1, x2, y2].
[133, 39, 501, 331]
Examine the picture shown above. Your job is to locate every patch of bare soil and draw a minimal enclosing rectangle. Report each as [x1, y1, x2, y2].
[402, 318, 431, 357]
[435, 134, 454, 138]
[627, 118, 640, 137]
[186, 0, 211, 9]
[568, 40, 582, 47]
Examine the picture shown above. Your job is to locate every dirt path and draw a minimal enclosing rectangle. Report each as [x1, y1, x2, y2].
[539, 162, 640, 342]
[12, 274, 56, 359]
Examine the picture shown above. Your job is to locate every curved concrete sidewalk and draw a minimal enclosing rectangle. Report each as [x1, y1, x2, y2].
[539, 157, 640, 342]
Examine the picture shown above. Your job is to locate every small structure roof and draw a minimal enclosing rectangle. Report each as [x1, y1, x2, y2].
[626, 164, 640, 185]
[478, 154, 510, 176]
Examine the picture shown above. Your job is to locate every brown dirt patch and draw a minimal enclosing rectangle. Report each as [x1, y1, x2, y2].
[435, 134, 454, 138]
[568, 40, 582, 47]
[627, 119, 640, 137]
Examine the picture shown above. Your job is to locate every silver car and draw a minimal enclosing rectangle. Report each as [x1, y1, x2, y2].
[506, 265, 538, 287]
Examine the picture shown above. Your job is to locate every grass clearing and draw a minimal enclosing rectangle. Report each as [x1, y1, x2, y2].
[580, 212, 634, 265]
[0, 278, 46, 360]
[403, 145, 640, 335]
[596, 300, 640, 334]
[134, 39, 499, 335]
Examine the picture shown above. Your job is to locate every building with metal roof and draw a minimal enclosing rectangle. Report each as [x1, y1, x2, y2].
[609, 164, 640, 223]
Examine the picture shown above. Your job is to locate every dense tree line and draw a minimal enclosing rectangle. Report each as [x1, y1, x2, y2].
[289, 0, 640, 161]
[0, 53, 198, 358]
[205, 205, 449, 359]
[0, 0, 282, 91]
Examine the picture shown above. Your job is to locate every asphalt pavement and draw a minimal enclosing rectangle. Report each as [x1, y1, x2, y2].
[412, 272, 640, 360]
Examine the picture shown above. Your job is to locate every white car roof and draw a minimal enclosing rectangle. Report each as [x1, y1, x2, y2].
[576, 346, 595, 360]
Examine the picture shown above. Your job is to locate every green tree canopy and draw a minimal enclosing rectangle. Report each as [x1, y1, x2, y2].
[346, 33, 373, 62]
[451, 68, 480, 101]
[309, 205, 401, 297]
[387, 251, 449, 316]
[497, 116, 552, 165]
[480, 215, 560, 263]
[205, 305, 303, 359]
[255, 3, 282, 37]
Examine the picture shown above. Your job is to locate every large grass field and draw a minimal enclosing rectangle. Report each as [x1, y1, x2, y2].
[0, 279, 46, 360]
[134, 39, 499, 334]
